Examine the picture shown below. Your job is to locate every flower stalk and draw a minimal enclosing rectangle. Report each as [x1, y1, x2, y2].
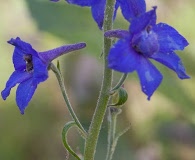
[110, 74, 128, 93]
[106, 107, 120, 160]
[50, 63, 87, 137]
[84, 0, 116, 159]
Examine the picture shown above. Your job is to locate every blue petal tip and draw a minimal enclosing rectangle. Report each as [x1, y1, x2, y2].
[20, 110, 25, 115]
[147, 96, 151, 101]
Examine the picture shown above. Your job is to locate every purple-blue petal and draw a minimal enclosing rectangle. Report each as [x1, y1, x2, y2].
[66, 0, 92, 6]
[66, 0, 118, 29]
[16, 78, 38, 114]
[50, 0, 60, 2]
[108, 38, 139, 73]
[153, 23, 189, 53]
[130, 7, 157, 34]
[1, 71, 32, 100]
[32, 56, 48, 84]
[131, 30, 159, 57]
[39, 43, 86, 63]
[91, 0, 106, 29]
[12, 48, 26, 71]
[136, 57, 163, 100]
[118, 0, 146, 22]
[8, 37, 38, 57]
[104, 29, 129, 39]
[150, 51, 190, 79]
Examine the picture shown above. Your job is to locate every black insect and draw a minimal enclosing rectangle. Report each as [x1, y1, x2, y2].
[23, 54, 33, 72]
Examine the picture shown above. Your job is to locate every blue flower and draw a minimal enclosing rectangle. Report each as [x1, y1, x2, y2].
[62, 0, 108, 29]
[50, 0, 146, 29]
[106, 7, 190, 100]
[2, 37, 86, 114]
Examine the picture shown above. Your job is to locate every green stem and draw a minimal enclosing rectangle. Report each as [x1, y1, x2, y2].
[106, 108, 116, 160]
[62, 121, 81, 160]
[111, 126, 130, 156]
[106, 109, 112, 160]
[111, 74, 128, 93]
[84, 0, 116, 159]
[50, 63, 87, 137]
[106, 107, 121, 160]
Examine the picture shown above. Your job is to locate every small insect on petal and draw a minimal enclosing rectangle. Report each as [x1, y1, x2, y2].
[23, 54, 33, 72]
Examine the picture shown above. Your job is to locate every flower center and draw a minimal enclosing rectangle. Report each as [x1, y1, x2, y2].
[23, 54, 33, 72]
[132, 26, 159, 57]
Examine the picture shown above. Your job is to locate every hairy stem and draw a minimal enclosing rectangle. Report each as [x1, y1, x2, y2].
[84, 0, 116, 159]
[111, 74, 128, 93]
[106, 107, 121, 160]
[50, 63, 87, 137]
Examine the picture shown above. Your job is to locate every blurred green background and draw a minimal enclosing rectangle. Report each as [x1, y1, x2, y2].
[0, 0, 195, 160]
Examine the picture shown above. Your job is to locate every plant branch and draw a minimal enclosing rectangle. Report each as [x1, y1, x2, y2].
[50, 63, 87, 137]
